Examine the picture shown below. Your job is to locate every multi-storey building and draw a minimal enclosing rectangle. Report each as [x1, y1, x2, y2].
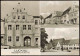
[1, 19, 5, 45]
[3, 3, 40, 47]
[45, 11, 62, 24]
[42, 4, 79, 25]
[69, 5, 79, 24]
[61, 4, 79, 24]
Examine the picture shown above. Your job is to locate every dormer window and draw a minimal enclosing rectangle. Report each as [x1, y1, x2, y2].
[23, 16, 25, 19]
[13, 8, 14, 10]
[13, 16, 16, 19]
[18, 16, 20, 19]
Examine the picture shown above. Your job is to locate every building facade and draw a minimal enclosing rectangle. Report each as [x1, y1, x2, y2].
[55, 39, 79, 50]
[47, 38, 79, 50]
[63, 39, 79, 50]
[44, 11, 62, 24]
[61, 5, 79, 24]
[3, 3, 40, 47]
[1, 19, 5, 45]
[42, 4, 79, 25]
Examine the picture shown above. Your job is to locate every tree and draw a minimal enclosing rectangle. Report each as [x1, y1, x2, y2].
[40, 28, 48, 52]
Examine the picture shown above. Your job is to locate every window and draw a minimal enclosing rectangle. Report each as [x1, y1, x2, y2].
[36, 38, 38, 42]
[1, 36, 3, 38]
[28, 25, 31, 30]
[13, 16, 16, 19]
[16, 25, 19, 30]
[17, 9, 18, 12]
[8, 25, 12, 30]
[18, 16, 20, 19]
[35, 20, 38, 25]
[20, 9, 22, 12]
[23, 16, 25, 19]
[39, 20, 41, 24]
[64, 20, 66, 22]
[23, 25, 26, 30]
[35, 38, 38, 45]
[16, 36, 19, 41]
[8, 36, 11, 42]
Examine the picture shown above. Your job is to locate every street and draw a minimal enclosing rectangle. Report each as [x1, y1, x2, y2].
[41, 24, 79, 28]
[11, 46, 39, 49]
[41, 49, 79, 55]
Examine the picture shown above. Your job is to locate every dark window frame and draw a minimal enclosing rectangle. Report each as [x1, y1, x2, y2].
[8, 36, 11, 42]
[23, 16, 25, 19]
[28, 25, 31, 30]
[16, 25, 19, 30]
[23, 25, 26, 30]
[18, 16, 20, 19]
[35, 20, 38, 25]
[16, 36, 19, 41]
[8, 25, 12, 30]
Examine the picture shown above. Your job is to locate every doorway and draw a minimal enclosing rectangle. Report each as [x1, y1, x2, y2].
[24, 36, 31, 47]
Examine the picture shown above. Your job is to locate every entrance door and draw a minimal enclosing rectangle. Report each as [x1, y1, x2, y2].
[35, 38, 38, 46]
[24, 36, 31, 47]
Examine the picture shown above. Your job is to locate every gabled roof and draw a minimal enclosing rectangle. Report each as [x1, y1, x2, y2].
[63, 40, 70, 45]
[52, 38, 65, 46]
[62, 7, 71, 16]
[49, 38, 79, 46]
[45, 13, 52, 19]
[33, 16, 40, 18]
[69, 39, 79, 45]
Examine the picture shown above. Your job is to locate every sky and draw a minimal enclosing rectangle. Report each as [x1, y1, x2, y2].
[1, 1, 40, 19]
[40, 1, 79, 18]
[1, 1, 79, 19]
[45, 28, 79, 42]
